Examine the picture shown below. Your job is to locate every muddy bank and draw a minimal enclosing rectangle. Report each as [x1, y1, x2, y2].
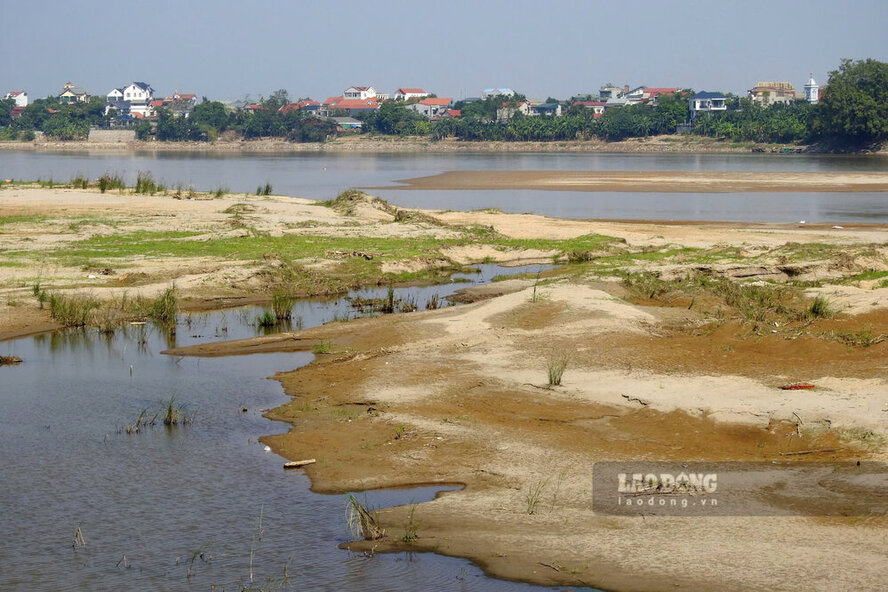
[384, 170, 888, 193]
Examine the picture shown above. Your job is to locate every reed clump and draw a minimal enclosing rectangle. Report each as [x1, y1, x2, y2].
[345, 495, 385, 541]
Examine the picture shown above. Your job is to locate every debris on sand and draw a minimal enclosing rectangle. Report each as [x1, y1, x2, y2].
[780, 383, 815, 390]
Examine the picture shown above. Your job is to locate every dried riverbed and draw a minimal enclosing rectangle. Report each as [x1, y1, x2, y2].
[2, 184, 888, 591]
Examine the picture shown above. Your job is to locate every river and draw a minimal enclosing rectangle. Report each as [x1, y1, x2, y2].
[1, 150, 886, 222]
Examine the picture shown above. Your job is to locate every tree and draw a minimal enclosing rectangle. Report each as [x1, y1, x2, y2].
[812, 58, 888, 147]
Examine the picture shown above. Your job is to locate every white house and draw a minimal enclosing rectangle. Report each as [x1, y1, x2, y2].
[393, 88, 429, 101]
[343, 86, 377, 100]
[107, 88, 124, 102]
[408, 97, 452, 118]
[689, 91, 727, 117]
[118, 82, 155, 117]
[122, 82, 154, 104]
[5, 91, 27, 107]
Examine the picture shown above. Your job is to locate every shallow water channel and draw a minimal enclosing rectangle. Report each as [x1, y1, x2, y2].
[0, 264, 591, 591]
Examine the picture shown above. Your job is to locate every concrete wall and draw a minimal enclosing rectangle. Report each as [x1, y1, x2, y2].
[88, 129, 136, 143]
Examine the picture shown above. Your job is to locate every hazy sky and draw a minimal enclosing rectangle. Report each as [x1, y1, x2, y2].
[2, 0, 886, 102]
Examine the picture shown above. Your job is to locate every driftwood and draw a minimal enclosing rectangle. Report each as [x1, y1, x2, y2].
[0, 355, 23, 366]
[283, 459, 316, 469]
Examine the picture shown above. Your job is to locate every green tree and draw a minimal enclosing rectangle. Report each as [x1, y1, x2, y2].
[812, 58, 888, 147]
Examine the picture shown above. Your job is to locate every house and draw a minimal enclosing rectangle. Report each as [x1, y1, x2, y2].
[496, 101, 533, 121]
[280, 100, 320, 114]
[107, 82, 155, 117]
[10, 106, 26, 120]
[572, 101, 606, 117]
[481, 88, 515, 100]
[5, 91, 28, 108]
[121, 82, 154, 103]
[330, 116, 363, 130]
[58, 82, 90, 104]
[598, 84, 625, 100]
[534, 103, 562, 117]
[689, 91, 727, 117]
[343, 86, 377, 100]
[605, 96, 630, 109]
[393, 88, 428, 101]
[408, 97, 452, 118]
[334, 98, 381, 115]
[443, 109, 461, 118]
[624, 86, 680, 104]
[748, 82, 797, 106]
[105, 101, 131, 117]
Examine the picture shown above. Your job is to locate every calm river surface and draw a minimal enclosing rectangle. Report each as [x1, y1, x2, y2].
[1, 268, 591, 591]
[1, 150, 886, 222]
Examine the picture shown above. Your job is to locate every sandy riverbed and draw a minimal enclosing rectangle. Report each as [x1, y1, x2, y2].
[2, 184, 888, 591]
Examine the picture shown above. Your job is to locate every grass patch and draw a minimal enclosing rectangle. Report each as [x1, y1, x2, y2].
[256, 310, 277, 327]
[312, 340, 333, 354]
[147, 286, 178, 327]
[46, 291, 100, 327]
[271, 291, 294, 320]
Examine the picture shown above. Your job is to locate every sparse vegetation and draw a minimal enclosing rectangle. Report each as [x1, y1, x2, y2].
[98, 173, 125, 193]
[135, 171, 160, 195]
[547, 351, 569, 386]
[401, 505, 418, 542]
[525, 479, 548, 515]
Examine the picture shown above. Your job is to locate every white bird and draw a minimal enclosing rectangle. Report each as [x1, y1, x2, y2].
[799, 220, 806, 224]
[263, 445, 271, 452]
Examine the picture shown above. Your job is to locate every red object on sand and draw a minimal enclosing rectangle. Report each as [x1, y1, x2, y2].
[780, 383, 815, 390]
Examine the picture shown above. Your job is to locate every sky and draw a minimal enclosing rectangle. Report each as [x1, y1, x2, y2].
[2, 0, 887, 103]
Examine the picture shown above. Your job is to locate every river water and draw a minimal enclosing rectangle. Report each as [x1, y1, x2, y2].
[0, 267, 590, 592]
[1, 150, 886, 222]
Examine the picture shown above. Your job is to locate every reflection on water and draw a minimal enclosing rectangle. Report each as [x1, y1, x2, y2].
[1, 150, 885, 221]
[0, 265, 593, 591]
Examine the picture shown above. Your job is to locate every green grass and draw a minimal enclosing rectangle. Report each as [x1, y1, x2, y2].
[256, 310, 277, 327]
[0, 215, 49, 226]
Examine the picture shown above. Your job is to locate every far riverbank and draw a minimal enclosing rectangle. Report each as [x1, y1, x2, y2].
[0, 135, 811, 154]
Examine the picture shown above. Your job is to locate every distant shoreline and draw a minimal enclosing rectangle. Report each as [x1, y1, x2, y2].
[0, 136, 810, 155]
